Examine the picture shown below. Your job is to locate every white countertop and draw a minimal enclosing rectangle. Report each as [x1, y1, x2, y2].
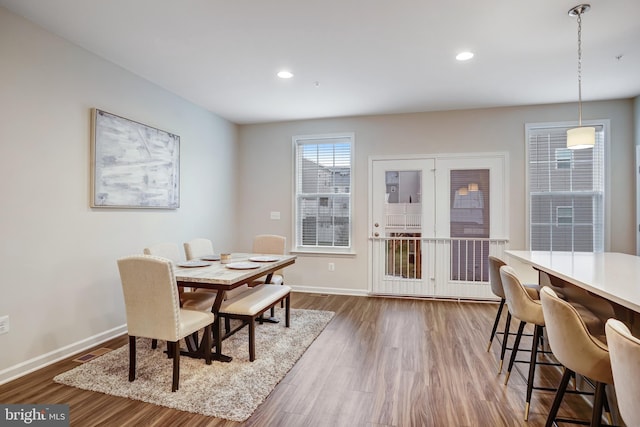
[505, 250, 640, 313]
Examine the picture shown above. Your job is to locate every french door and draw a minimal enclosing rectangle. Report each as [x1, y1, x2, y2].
[369, 153, 508, 299]
[370, 158, 435, 296]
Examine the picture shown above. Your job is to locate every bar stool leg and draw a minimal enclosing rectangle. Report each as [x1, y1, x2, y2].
[524, 324, 542, 420]
[590, 382, 606, 427]
[487, 298, 506, 352]
[498, 311, 512, 374]
[602, 386, 613, 425]
[545, 367, 573, 427]
[504, 320, 526, 385]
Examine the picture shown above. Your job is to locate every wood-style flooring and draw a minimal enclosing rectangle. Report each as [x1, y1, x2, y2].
[0, 293, 599, 426]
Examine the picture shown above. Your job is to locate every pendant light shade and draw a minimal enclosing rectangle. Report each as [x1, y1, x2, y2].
[567, 4, 594, 150]
[567, 126, 595, 149]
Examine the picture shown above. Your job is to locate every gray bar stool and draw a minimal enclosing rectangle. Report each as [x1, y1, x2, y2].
[605, 318, 640, 427]
[540, 286, 613, 427]
[487, 256, 539, 373]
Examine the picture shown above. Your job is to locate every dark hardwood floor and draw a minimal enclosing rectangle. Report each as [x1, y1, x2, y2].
[0, 293, 598, 426]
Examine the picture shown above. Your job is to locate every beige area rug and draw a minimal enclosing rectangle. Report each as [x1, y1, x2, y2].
[54, 308, 334, 422]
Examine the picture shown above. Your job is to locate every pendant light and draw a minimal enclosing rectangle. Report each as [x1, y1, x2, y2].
[567, 4, 595, 150]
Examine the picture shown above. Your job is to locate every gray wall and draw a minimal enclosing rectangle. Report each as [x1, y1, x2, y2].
[636, 96, 640, 147]
[0, 8, 238, 381]
[237, 101, 636, 293]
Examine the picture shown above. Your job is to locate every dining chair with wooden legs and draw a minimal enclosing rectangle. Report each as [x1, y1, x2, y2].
[183, 237, 251, 333]
[183, 237, 216, 260]
[143, 242, 217, 311]
[117, 255, 214, 392]
[183, 237, 250, 299]
[250, 234, 286, 287]
[250, 234, 287, 319]
[144, 242, 217, 349]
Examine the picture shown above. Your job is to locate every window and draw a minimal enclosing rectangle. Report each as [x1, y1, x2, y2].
[555, 148, 573, 170]
[526, 122, 606, 252]
[556, 206, 574, 224]
[294, 133, 353, 252]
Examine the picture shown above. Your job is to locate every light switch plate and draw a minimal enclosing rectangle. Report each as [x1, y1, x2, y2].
[270, 211, 281, 220]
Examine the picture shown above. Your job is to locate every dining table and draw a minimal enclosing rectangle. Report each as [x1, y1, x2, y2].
[174, 252, 297, 362]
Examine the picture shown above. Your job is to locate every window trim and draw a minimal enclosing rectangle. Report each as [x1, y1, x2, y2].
[292, 132, 355, 255]
[524, 120, 610, 251]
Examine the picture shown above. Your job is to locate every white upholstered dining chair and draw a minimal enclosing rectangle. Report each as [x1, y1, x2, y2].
[250, 234, 286, 286]
[117, 255, 214, 392]
[250, 234, 287, 316]
[143, 242, 217, 312]
[183, 238, 215, 261]
[183, 237, 250, 300]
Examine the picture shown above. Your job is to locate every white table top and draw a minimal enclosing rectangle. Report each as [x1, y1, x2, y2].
[505, 250, 640, 313]
[175, 253, 296, 287]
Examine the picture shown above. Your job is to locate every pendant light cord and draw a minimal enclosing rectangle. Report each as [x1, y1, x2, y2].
[576, 10, 584, 126]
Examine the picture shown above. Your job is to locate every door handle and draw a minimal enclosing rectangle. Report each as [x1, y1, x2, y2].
[374, 232, 379, 237]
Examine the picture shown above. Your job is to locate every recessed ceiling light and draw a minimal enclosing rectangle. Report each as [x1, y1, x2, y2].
[456, 51, 474, 61]
[277, 70, 294, 79]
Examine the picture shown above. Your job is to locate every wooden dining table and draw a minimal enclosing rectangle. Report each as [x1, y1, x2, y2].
[174, 253, 296, 362]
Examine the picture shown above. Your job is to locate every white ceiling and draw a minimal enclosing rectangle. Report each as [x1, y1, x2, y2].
[2, 0, 639, 124]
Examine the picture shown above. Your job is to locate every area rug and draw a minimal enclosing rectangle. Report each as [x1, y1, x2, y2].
[54, 308, 334, 422]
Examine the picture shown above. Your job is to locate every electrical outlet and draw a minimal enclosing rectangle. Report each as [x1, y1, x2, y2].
[328, 262, 335, 271]
[270, 211, 281, 220]
[0, 315, 9, 335]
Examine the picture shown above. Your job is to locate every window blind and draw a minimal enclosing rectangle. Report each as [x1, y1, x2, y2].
[527, 124, 605, 252]
[294, 135, 353, 250]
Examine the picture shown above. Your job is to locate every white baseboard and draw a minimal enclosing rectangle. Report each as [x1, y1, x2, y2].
[0, 324, 127, 385]
[290, 285, 369, 297]
[289, 286, 500, 303]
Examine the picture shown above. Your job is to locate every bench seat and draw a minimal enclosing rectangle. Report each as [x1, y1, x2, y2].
[219, 284, 291, 361]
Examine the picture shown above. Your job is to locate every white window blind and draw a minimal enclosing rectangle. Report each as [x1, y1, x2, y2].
[294, 134, 353, 252]
[527, 124, 605, 252]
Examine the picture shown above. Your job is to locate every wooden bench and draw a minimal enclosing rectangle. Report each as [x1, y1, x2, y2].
[219, 284, 291, 361]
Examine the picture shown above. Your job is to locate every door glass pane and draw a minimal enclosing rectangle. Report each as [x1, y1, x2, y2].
[384, 170, 421, 279]
[450, 169, 490, 281]
[385, 233, 421, 279]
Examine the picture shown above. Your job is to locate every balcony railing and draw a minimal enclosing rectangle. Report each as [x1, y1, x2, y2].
[375, 237, 508, 283]
[385, 203, 421, 229]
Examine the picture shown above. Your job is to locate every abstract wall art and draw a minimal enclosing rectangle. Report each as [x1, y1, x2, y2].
[91, 109, 180, 208]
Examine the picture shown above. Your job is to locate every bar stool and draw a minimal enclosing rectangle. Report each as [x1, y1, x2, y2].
[540, 287, 613, 427]
[487, 256, 539, 373]
[500, 265, 551, 420]
[540, 270, 616, 337]
[605, 318, 640, 427]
